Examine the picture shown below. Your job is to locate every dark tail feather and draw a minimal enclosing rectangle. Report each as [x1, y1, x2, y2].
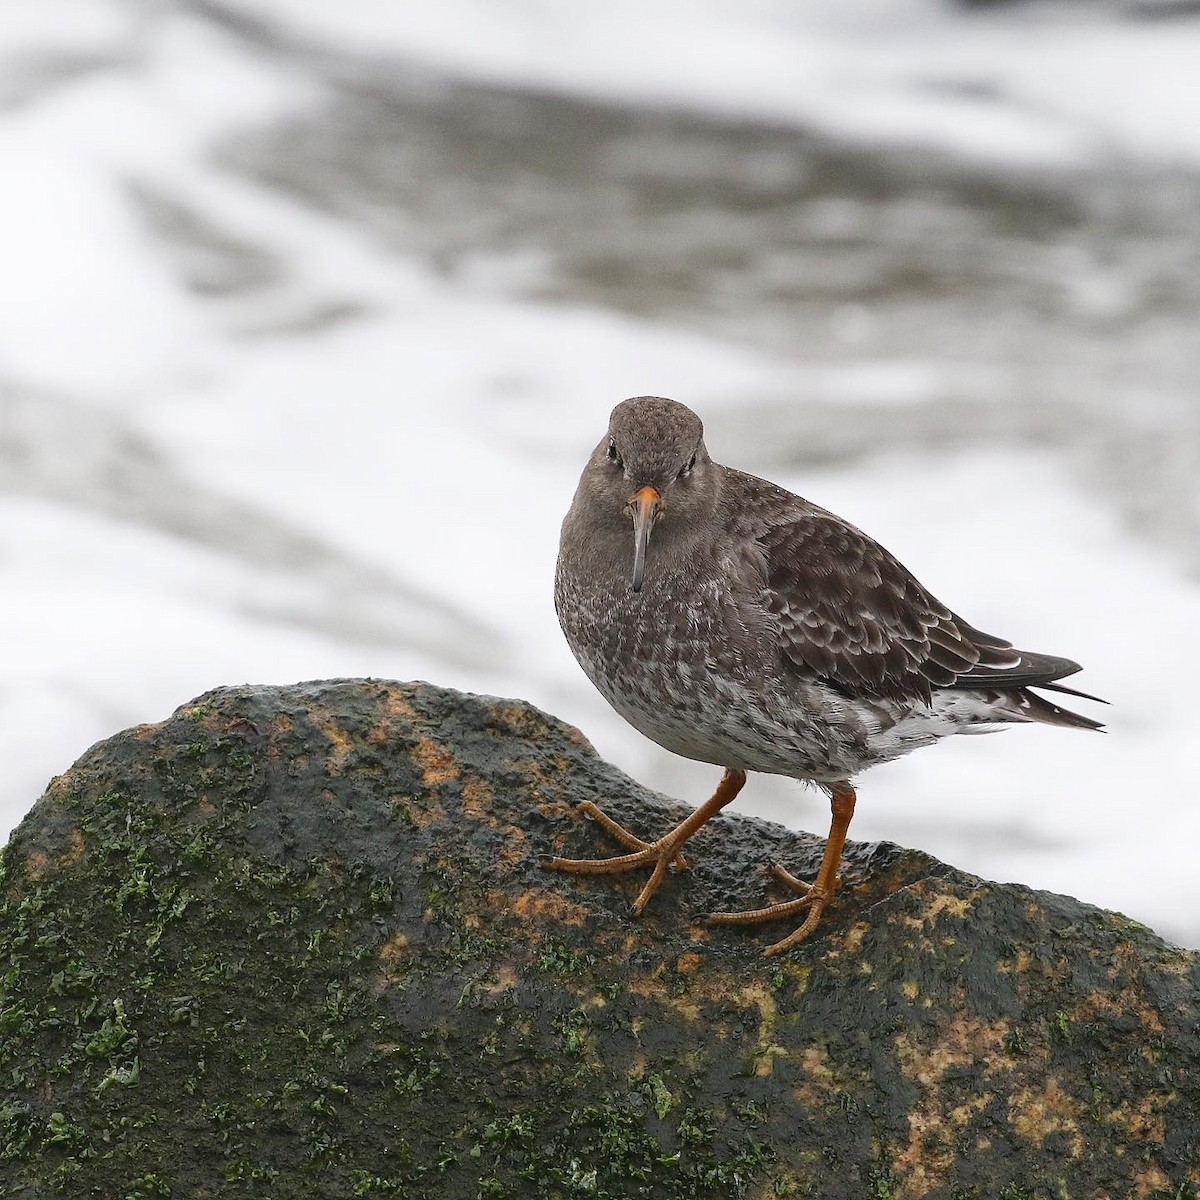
[1036, 679, 1109, 706]
[1022, 687, 1106, 732]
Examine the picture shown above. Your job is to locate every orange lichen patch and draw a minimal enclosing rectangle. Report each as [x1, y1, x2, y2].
[661, 975, 786, 1075]
[997, 948, 1034, 975]
[461, 778, 494, 821]
[61, 827, 85, 868]
[753, 1054, 778, 1078]
[891, 1015, 1016, 1194]
[623, 1050, 650, 1082]
[365, 692, 419, 745]
[799, 1046, 834, 1084]
[895, 885, 983, 931]
[792, 1045, 838, 1108]
[412, 735, 460, 786]
[25, 828, 85, 881]
[624, 957, 786, 1047]
[1007, 1077, 1084, 1157]
[323, 723, 355, 773]
[389, 792, 446, 829]
[24, 854, 52, 881]
[366, 719, 395, 746]
[741, 979, 779, 1045]
[840, 921, 868, 954]
[481, 962, 521, 996]
[491, 702, 546, 739]
[894, 1092, 993, 1199]
[1131, 1166, 1174, 1200]
[512, 887, 590, 927]
[381, 688, 418, 721]
[896, 1014, 1011, 1088]
[1103, 1092, 1173, 1145]
[1069, 984, 1165, 1037]
[379, 931, 410, 958]
[375, 931, 414, 987]
[1150, 946, 1199, 981]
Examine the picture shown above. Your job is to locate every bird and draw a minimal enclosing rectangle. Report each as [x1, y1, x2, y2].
[545, 395, 1105, 956]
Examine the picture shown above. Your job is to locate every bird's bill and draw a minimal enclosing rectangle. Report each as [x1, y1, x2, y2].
[628, 485, 663, 593]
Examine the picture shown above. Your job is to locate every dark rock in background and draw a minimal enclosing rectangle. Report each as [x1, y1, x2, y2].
[1, 679, 1197, 1198]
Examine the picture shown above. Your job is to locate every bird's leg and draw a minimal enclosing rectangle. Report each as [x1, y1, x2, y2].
[543, 768, 747, 916]
[704, 782, 856, 956]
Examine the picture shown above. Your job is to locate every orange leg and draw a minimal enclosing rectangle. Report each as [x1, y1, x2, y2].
[705, 782, 856, 956]
[543, 768, 747, 915]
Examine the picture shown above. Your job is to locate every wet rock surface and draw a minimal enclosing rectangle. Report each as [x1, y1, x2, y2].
[1, 679, 1197, 1198]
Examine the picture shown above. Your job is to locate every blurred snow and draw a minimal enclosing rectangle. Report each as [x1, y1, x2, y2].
[2, 0, 1199, 946]
[225, 0, 1200, 167]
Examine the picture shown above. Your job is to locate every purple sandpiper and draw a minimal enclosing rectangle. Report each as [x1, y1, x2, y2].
[546, 396, 1105, 955]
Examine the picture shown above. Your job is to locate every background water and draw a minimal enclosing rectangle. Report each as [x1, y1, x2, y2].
[3, 0, 1199, 944]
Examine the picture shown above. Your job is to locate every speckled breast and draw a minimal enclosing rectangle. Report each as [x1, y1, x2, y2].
[554, 558, 865, 780]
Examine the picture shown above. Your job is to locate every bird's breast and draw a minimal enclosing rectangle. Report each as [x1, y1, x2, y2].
[555, 558, 796, 768]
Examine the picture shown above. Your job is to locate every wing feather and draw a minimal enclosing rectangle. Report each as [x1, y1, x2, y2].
[757, 510, 1031, 704]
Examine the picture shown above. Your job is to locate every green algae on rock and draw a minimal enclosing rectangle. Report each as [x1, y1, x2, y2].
[1, 679, 1198, 1199]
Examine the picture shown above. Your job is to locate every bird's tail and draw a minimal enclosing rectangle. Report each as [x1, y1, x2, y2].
[956, 646, 1107, 731]
[1018, 686, 1106, 732]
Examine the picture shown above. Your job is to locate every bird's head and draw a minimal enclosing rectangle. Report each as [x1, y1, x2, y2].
[582, 396, 714, 592]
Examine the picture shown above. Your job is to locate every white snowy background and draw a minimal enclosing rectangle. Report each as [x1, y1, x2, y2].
[3, 0, 1199, 944]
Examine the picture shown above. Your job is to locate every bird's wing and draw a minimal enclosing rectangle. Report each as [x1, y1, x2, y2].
[755, 508, 1029, 704]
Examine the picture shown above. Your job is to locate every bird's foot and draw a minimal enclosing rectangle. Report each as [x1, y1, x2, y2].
[702, 861, 843, 957]
[541, 801, 688, 916]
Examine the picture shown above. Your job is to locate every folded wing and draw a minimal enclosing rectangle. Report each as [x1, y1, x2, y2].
[756, 509, 1103, 728]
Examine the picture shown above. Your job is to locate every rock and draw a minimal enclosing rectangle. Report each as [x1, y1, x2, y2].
[1, 679, 1197, 1199]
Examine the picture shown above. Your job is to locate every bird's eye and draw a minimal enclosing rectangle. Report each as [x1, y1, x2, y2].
[606, 440, 623, 469]
[678, 452, 697, 479]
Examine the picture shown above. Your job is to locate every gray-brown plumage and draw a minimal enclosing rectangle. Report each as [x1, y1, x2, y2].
[545, 395, 1105, 955]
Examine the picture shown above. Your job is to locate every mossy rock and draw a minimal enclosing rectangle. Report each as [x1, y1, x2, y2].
[1, 679, 1198, 1199]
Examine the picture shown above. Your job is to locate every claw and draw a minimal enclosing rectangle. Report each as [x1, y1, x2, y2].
[541, 769, 747, 916]
[702, 782, 857, 956]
